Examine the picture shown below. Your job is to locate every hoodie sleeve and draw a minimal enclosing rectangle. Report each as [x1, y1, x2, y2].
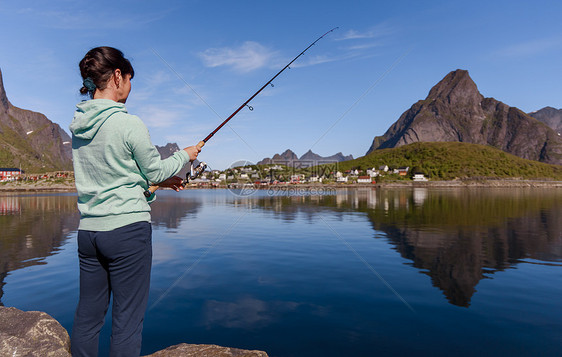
[125, 115, 190, 184]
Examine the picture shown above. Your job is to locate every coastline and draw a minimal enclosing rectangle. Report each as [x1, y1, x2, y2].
[1, 179, 561, 194]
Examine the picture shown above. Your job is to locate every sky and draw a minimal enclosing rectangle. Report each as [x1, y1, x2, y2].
[0, 0, 561, 169]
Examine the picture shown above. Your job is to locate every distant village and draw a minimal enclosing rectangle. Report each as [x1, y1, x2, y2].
[0, 168, 72, 183]
[185, 163, 429, 187]
[0, 164, 430, 186]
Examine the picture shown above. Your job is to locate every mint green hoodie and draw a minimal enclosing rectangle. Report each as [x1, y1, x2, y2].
[70, 99, 189, 231]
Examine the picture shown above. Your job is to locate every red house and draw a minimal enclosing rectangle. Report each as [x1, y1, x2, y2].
[0, 168, 24, 182]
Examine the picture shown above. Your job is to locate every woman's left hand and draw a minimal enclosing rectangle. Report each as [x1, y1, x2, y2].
[156, 176, 185, 191]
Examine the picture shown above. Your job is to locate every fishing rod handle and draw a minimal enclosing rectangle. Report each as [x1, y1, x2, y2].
[144, 185, 159, 197]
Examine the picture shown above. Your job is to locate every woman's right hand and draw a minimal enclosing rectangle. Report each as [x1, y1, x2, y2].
[156, 176, 185, 191]
[183, 144, 202, 161]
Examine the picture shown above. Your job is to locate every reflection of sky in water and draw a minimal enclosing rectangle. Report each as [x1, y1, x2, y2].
[1, 189, 561, 356]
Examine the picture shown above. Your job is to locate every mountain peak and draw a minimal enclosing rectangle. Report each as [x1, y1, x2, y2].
[257, 149, 353, 167]
[0, 68, 10, 112]
[277, 149, 298, 160]
[426, 69, 483, 106]
[365, 69, 562, 165]
[529, 107, 562, 133]
[0, 67, 72, 171]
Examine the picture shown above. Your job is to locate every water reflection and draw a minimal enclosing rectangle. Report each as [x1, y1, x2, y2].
[249, 188, 562, 307]
[2, 188, 561, 312]
[0, 194, 80, 305]
[150, 193, 202, 229]
[0, 191, 203, 306]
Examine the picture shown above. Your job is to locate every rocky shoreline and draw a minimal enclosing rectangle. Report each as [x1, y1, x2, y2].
[0, 306, 268, 357]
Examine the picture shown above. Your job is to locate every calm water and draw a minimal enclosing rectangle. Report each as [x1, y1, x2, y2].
[1, 188, 561, 356]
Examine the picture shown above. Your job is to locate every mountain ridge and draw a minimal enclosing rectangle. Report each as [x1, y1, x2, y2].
[257, 149, 353, 167]
[529, 107, 562, 134]
[0, 68, 72, 172]
[366, 69, 562, 165]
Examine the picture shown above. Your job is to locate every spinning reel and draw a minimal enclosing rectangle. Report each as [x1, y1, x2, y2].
[183, 161, 207, 185]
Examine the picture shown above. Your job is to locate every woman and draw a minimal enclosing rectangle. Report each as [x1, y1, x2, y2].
[70, 46, 200, 356]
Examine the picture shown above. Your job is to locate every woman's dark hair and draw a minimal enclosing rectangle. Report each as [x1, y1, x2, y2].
[79, 46, 134, 98]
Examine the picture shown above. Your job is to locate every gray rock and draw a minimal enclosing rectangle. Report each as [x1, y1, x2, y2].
[530, 106, 562, 133]
[143, 343, 269, 357]
[0, 306, 71, 357]
[0, 306, 268, 357]
[366, 69, 562, 165]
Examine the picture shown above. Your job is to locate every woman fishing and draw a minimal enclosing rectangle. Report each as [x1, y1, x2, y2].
[69, 46, 200, 356]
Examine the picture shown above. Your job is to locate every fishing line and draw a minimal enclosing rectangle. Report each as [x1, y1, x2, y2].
[308, 47, 412, 151]
[318, 215, 416, 314]
[200, 27, 339, 144]
[150, 48, 259, 156]
[149, 208, 250, 310]
[147, 28, 338, 196]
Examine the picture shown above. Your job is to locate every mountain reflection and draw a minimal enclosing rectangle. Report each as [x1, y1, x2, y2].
[0, 191, 202, 305]
[250, 188, 562, 307]
[0, 194, 80, 305]
[149, 192, 202, 229]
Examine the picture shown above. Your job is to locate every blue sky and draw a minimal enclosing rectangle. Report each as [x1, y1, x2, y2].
[1, 0, 561, 169]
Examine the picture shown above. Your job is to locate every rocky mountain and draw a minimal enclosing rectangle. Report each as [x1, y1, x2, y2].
[529, 107, 562, 134]
[367, 69, 562, 165]
[299, 149, 353, 163]
[155, 142, 190, 178]
[0, 68, 72, 172]
[155, 142, 181, 159]
[257, 149, 353, 167]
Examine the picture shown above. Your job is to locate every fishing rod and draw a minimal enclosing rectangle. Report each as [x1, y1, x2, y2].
[198, 27, 339, 147]
[145, 27, 338, 196]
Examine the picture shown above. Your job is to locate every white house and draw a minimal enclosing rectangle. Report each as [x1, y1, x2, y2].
[394, 167, 410, 176]
[337, 176, 348, 183]
[366, 168, 379, 177]
[357, 176, 372, 183]
[379, 165, 389, 172]
[290, 174, 305, 183]
[413, 174, 428, 181]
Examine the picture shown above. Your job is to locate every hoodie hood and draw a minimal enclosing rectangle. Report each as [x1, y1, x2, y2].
[70, 99, 128, 140]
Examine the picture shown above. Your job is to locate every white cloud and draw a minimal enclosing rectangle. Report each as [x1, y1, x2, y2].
[163, 123, 216, 144]
[494, 36, 562, 58]
[143, 70, 173, 88]
[290, 54, 340, 68]
[330, 23, 396, 60]
[338, 29, 377, 41]
[198, 41, 277, 72]
[3, 3, 170, 30]
[139, 105, 185, 128]
[336, 23, 397, 41]
[345, 43, 382, 51]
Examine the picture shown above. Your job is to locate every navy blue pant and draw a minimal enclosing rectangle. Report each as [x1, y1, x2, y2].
[71, 221, 152, 357]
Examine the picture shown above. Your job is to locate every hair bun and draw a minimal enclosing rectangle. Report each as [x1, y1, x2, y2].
[78, 46, 134, 98]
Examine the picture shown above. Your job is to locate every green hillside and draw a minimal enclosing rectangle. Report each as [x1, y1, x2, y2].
[332, 142, 562, 180]
[0, 118, 68, 173]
